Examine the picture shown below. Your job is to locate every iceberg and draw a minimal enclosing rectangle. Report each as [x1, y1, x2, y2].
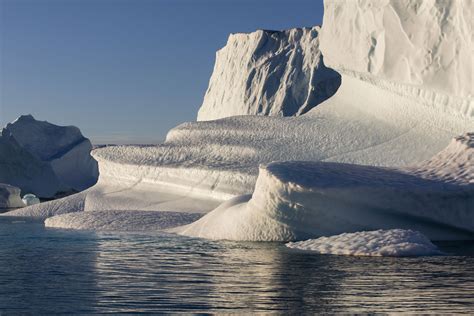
[286, 229, 442, 257]
[4, 0, 473, 242]
[22, 194, 40, 206]
[0, 128, 60, 198]
[0, 183, 25, 209]
[5, 115, 98, 192]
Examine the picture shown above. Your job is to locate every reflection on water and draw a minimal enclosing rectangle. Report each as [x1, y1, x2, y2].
[0, 217, 473, 313]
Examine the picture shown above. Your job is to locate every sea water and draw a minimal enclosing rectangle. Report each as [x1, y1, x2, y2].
[0, 216, 473, 313]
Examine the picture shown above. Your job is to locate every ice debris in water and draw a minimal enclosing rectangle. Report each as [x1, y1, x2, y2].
[286, 229, 443, 257]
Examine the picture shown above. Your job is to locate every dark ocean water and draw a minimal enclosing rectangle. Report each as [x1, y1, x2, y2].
[0, 216, 473, 314]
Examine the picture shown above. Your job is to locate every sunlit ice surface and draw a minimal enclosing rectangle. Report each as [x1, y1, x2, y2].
[0, 217, 473, 313]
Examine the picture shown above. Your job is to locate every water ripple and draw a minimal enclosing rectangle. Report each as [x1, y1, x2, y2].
[0, 217, 473, 313]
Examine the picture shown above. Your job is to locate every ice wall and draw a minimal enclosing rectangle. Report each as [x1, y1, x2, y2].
[197, 27, 341, 121]
[319, 0, 473, 100]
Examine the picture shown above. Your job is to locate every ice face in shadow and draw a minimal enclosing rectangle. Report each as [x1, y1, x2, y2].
[286, 229, 442, 257]
[0, 128, 60, 198]
[5, 115, 98, 192]
[198, 27, 341, 121]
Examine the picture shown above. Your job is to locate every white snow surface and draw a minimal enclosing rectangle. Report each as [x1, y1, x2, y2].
[0, 184, 25, 209]
[319, 0, 473, 100]
[197, 27, 341, 121]
[5, 115, 98, 192]
[286, 229, 442, 257]
[177, 134, 474, 241]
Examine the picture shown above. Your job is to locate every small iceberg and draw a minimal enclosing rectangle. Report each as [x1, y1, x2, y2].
[286, 229, 442, 257]
[0, 183, 25, 208]
[22, 193, 40, 206]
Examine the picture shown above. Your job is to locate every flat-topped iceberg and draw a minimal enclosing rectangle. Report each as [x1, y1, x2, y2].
[286, 229, 442, 257]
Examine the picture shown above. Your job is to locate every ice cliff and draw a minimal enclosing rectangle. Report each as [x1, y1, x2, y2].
[320, 0, 473, 100]
[197, 27, 341, 121]
[5, 0, 473, 243]
[0, 115, 98, 197]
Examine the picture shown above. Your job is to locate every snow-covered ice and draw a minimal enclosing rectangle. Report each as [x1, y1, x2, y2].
[320, 0, 473, 99]
[0, 184, 25, 209]
[176, 134, 474, 241]
[198, 27, 341, 121]
[286, 229, 442, 257]
[22, 194, 40, 206]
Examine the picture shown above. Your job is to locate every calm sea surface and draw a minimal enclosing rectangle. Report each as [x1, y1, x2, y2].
[0, 216, 473, 314]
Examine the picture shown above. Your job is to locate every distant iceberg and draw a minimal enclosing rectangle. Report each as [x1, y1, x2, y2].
[0, 183, 25, 209]
[0, 115, 98, 198]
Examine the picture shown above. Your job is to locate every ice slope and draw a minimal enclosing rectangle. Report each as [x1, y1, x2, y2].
[176, 134, 474, 241]
[319, 0, 473, 99]
[286, 229, 442, 257]
[197, 27, 341, 121]
[0, 184, 25, 209]
[5, 115, 98, 191]
[0, 128, 60, 198]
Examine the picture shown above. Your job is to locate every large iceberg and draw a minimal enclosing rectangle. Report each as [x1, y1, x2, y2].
[198, 27, 341, 121]
[4, 0, 473, 242]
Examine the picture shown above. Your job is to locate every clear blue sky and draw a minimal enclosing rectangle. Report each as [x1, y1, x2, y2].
[1, 0, 324, 144]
